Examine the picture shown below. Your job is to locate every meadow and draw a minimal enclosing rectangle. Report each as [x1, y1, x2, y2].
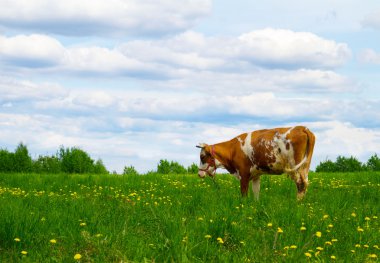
[0, 172, 379, 262]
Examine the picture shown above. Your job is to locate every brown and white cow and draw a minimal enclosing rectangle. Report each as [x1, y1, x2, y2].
[197, 126, 315, 200]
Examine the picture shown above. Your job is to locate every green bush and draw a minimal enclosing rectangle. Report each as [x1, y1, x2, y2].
[316, 155, 369, 172]
[156, 159, 187, 174]
[366, 154, 380, 171]
[0, 149, 14, 172]
[187, 163, 198, 174]
[33, 155, 62, 173]
[123, 165, 139, 176]
[94, 159, 109, 174]
[59, 147, 96, 174]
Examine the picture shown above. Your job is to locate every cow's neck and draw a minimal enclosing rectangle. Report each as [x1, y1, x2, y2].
[212, 140, 236, 174]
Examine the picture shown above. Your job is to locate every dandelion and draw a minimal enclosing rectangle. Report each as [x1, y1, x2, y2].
[316, 247, 324, 251]
[364, 244, 369, 248]
[74, 254, 82, 260]
[331, 255, 336, 260]
[323, 214, 329, 219]
[300, 226, 307, 231]
[205, 235, 212, 239]
[331, 239, 338, 242]
[277, 227, 283, 233]
[197, 217, 204, 221]
[351, 250, 355, 253]
[357, 227, 364, 232]
[267, 222, 273, 227]
[290, 245, 297, 249]
[304, 252, 312, 258]
[351, 212, 357, 217]
[50, 239, 57, 244]
[80, 222, 86, 227]
[355, 244, 361, 248]
[374, 245, 379, 250]
[14, 238, 21, 242]
[325, 241, 332, 246]
[365, 217, 371, 221]
[328, 224, 334, 228]
[21, 251, 27, 255]
[368, 254, 377, 259]
[315, 231, 322, 238]
[217, 237, 224, 244]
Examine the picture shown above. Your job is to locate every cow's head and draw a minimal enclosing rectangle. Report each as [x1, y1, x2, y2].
[196, 143, 217, 178]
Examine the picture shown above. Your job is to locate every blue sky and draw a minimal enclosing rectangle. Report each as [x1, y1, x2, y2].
[1, 0, 380, 172]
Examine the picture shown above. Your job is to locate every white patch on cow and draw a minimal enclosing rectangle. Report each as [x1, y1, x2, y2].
[232, 169, 241, 180]
[270, 129, 297, 172]
[215, 158, 224, 169]
[238, 132, 254, 163]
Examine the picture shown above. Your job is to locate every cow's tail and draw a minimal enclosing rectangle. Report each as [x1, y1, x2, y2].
[285, 127, 316, 173]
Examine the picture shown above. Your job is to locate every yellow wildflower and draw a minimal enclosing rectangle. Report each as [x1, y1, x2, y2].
[74, 254, 82, 260]
[300, 226, 307, 231]
[14, 238, 21, 242]
[217, 237, 224, 244]
[328, 224, 334, 228]
[351, 212, 357, 217]
[357, 227, 364, 232]
[21, 251, 27, 255]
[50, 239, 57, 244]
[325, 241, 332, 246]
[277, 227, 283, 233]
[316, 247, 324, 251]
[205, 235, 212, 239]
[368, 254, 377, 259]
[323, 214, 329, 219]
[315, 231, 322, 238]
[331, 255, 336, 260]
[331, 238, 338, 242]
[80, 222, 86, 226]
[304, 252, 312, 258]
[267, 222, 273, 227]
[290, 245, 297, 249]
[365, 217, 371, 221]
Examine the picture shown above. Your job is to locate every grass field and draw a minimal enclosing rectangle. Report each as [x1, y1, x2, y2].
[0, 172, 379, 262]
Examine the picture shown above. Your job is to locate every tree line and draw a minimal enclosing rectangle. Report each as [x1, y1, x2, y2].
[315, 154, 380, 172]
[0, 143, 198, 175]
[2, 143, 379, 175]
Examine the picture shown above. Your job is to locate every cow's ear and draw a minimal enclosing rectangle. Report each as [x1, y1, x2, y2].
[196, 143, 207, 149]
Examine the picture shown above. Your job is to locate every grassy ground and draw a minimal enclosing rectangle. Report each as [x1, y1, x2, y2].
[0, 172, 379, 262]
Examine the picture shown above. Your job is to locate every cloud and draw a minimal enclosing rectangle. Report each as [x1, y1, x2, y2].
[0, 75, 67, 103]
[0, 34, 65, 67]
[357, 49, 380, 64]
[0, 0, 211, 36]
[361, 10, 380, 30]
[236, 28, 351, 69]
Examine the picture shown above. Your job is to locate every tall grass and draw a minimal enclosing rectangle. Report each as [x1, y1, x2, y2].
[0, 172, 379, 262]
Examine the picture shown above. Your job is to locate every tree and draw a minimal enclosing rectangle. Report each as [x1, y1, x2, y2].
[13, 143, 32, 172]
[315, 159, 337, 172]
[187, 163, 198, 174]
[94, 159, 109, 174]
[366, 154, 380, 171]
[123, 165, 139, 176]
[335, 156, 364, 172]
[0, 149, 13, 172]
[59, 147, 95, 174]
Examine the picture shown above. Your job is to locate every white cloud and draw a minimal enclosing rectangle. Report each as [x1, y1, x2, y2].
[0, 0, 211, 36]
[361, 10, 380, 30]
[0, 34, 65, 67]
[236, 28, 351, 68]
[0, 75, 67, 102]
[357, 49, 380, 64]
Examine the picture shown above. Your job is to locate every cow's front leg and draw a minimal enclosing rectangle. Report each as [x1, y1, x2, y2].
[240, 175, 250, 197]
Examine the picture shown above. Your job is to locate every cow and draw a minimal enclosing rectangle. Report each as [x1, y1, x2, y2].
[197, 126, 315, 200]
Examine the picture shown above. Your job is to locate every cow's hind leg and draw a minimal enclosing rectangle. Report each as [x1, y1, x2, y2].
[251, 176, 260, 200]
[292, 169, 308, 200]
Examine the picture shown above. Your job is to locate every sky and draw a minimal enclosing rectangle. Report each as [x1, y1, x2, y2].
[1, 0, 380, 173]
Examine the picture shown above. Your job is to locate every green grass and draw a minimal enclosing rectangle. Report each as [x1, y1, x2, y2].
[0, 172, 379, 262]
